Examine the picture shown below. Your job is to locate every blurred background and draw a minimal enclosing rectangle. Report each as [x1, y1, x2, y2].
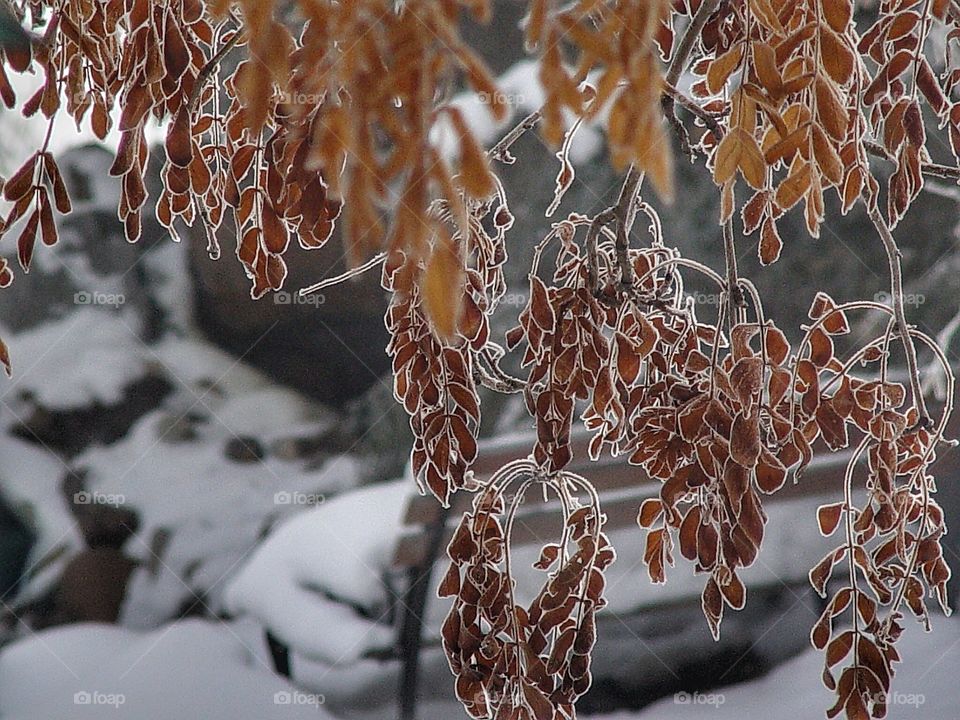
[1, 2, 960, 719]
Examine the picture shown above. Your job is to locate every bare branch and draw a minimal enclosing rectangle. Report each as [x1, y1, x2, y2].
[864, 196, 932, 428]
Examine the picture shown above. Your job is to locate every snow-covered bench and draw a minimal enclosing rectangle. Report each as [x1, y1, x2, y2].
[390, 430, 870, 719]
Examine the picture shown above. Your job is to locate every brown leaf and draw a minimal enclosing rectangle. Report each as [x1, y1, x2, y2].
[2, 155, 36, 203]
[815, 78, 848, 141]
[707, 45, 744, 94]
[637, 498, 663, 528]
[817, 503, 844, 537]
[730, 412, 761, 468]
[422, 232, 463, 341]
[917, 57, 948, 115]
[823, 0, 852, 32]
[756, 449, 787, 493]
[529, 276, 554, 331]
[447, 107, 495, 199]
[42, 153, 72, 214]
[679, 506, 700, 561]
[809, 548, 841, 596]
[820, 27, 854, 85]
[809, 327, 834, 366]
[17, 209, 39, 272]
[752, 41, 781, 94]
[261, 204, 289, 254]
[764, 325, 790, 365]
[826, 630, 854, 668]
[811, 125, 843, 187]
[758, 218, 782, 265]
[775, 160, 812, 210]
[0, 335, 9, 376]
[38, 191, 57, 247]
[714, 127, 765, 189]
[887, 11, 920, 41]
[701, 576, 723, 640]
[763, 124, 807, 166]
[165, 108, 193, 168]
[438, 563, 460, 597]
[741, 190, 768, 234]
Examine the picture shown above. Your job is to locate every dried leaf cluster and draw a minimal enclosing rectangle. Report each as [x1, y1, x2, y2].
[2, 2, 960, 719]
[440, 460, 614, 720]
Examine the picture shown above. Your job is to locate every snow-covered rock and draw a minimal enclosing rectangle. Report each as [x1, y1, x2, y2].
[225, 479, 410, 665]
[0, 619, 331, 720]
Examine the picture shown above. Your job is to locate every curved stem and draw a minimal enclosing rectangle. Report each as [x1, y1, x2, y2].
[864, 198, 931, 427]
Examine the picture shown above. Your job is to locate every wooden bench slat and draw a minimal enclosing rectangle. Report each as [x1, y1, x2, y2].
[393, 453, 868, 568]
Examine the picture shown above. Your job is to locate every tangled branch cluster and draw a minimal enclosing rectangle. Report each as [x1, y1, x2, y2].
[2, 1, 960, 718]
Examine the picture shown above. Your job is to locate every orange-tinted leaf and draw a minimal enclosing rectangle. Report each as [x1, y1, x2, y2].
[707, 45, 744, 94]
[422, 233, 463, 341]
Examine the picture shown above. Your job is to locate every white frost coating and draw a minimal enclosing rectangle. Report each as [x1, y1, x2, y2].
[224, 478, 410, 665]
[0, 309, 147, 410]
[0, 619, 329, 720]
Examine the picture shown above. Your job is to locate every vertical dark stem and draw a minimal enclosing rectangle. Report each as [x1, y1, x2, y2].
[397, 503, 451, 720]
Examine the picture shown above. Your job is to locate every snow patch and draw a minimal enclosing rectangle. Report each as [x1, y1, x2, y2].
[224, 478, 410, 664]
[0, 619, 330, 720]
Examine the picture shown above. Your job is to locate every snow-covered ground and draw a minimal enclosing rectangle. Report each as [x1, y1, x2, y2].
[0, 619, 331, 720]
[611, 613, 960, 719]
[2, 604, 955, 720]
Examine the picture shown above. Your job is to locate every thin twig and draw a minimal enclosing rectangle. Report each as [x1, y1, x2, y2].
[189, 29, 245, 112]
[473, 353, 525, 394]
[864, 197, 932, 428]
[612, 167, 644, 288]
[488, 108, 542, 165]
[863, 140, 960, 182]
[661, 0, 722, 139]
[663, 82, 726, 140]
[299, 251, 386, 297]
[585, 207, 615, 292]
